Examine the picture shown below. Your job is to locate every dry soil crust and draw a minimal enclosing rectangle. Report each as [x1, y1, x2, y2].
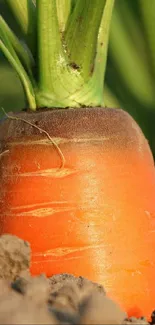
[0, 234, 154, 324]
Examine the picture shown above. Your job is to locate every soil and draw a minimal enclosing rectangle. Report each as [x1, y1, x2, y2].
[0, 234, 154, 324]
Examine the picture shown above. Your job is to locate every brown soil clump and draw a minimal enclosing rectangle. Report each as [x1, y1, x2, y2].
[0, 235, 30, 281]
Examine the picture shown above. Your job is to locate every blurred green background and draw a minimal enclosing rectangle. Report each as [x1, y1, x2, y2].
[0, 0, 155, 156]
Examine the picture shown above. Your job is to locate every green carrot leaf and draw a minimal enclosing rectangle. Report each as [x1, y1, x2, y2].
[0, 15, 34, 77]
[65, 0, 106, 81]
[139, 0, 155, 80]
[93, 0, 115, 93]
[0, 31, 36, 110]
[56, 0, 71, 32]
[37, 0, 68, 93]
[6, 0, 36, 55]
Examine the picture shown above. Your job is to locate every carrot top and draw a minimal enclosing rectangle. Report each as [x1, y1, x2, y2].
[0, 0, 115, 110]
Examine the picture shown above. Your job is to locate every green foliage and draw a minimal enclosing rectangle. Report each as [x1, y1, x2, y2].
[105, 0, 155, 156]
[0, 0, 114, 109]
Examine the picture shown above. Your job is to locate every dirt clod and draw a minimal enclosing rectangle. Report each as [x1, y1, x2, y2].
[79, 293, 127, 324]
[0, 294, 58, 324]
[123, 316, 149, 324]
[49, 273, 105, 297]
[0, 235, 30, 281]
[12, 274, 50, 304]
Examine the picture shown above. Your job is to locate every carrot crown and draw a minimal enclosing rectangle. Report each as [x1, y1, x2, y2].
[0, 0, 115, 110]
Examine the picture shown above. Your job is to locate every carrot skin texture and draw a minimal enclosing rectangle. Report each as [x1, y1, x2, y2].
[0, 107, 155, 319]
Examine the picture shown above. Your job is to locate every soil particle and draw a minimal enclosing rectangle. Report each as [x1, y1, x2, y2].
[0, 235, 30, 281]
[49, 273, 105, 297]
[0, 234, 154, 324]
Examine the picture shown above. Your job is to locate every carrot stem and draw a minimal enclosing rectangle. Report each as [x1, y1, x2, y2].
[65, 0, 106, 81]
[0, 39, 36, 110]
[56, 0, 71, 32]
[93, 0, 115, 93]
[6, 0, 36, 56]
[1, 0, 115, 109]
[37, 0, 68, 93]
[139, 0, 155, 81]
[0, 16, 34, 76]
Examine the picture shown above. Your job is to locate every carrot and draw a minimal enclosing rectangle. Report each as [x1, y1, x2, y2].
[0, 107, 155, 319]
[0, 0, 155, 321]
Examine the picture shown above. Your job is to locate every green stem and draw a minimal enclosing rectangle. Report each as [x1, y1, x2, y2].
[37, 0, 68, 93]
[56, 0, 71, 32]
[6, 0, 36, 55]
[65, 0, 106, 80]
[94, 0, 115, 92]
[35, 0, 115, 108]
[0, 41, 36, 110]
[0, 15, 34, 76]
[139, 0, 155, 80]
[5, 0, 114, 109]
[70, 0, 77, 13]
